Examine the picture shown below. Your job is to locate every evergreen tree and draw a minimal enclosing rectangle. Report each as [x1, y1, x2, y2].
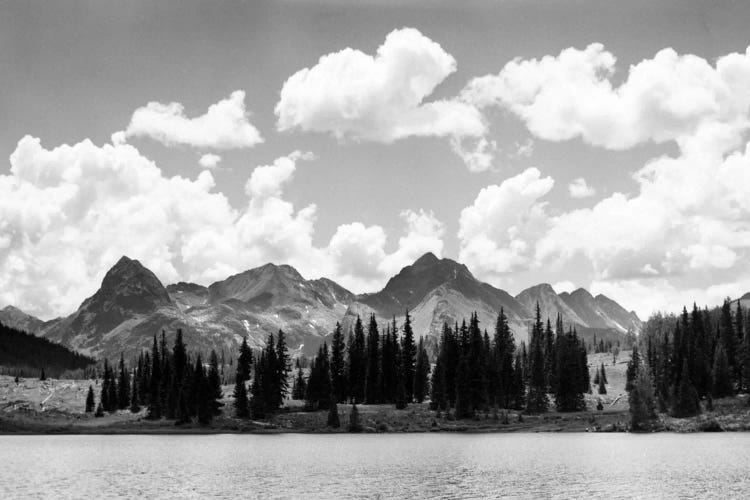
[194, 356, 211, 425]
[493, 309, 516, 409]
[95, 402, 104, 418]
[291, 358, 307, 400]
[330, 322, 347, 403]
[401, 310, 417, 402]
[306, 343, 332, 411]
[526, 303, 548, 414]
[414, 337, 430, 403]
[207, 350, 224, 415]
[348, 403, 362, 432]
[711, 339, 733, 398]
[39, 368, 46, 381]
[629, 365, 657, 431]
[327, 398, 340, 428]
[275, 330, 291, 406]
[593, 367, 600, 385]
[672, 359, 701, 417]
[348, 317, 366, 403]
[600, 362, 608, 385]
[236, 336, 253, 384]
[365, 315, 381, 404]
[85, 385, 95, 413]
[554, 328, 585, 412]
[117, 353, 130, 410]
[130, 367, 141, 413]
[233, 360, 250, 419]
[625, 345, 640, 392]
[454, 354, 472, 418]
[146, 335, 162, 420]
[719, 299, 737, 381]
[598, 373, 607, 395]
[250, 358, 265, 419]
[512, 353, 526, 410]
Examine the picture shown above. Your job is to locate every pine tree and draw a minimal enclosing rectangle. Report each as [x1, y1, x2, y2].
[512, 354, 526, 410]
[413, 337, 430, 403]
[130, 367, 141, 413]
[291, 359, 306, 400]
[233, 354, 250, 419]
[85, 385, 95, 413]
[493, 309, 516, 409]
[401, 311, 417, 402]
[600, 362, 608, 385]
[305, 343, 332, 411]
[39, 368, 46, 381]
[146, 335, 162, 420]
[95, 402, 104, 417]
[629, 366, 657, 431]
[348, 404, 362, 432]
[365, 315, 380, 404]
[236, 336, 253, 384]
[526, 303, 548, 414]
[194, 356, 211, 425]
[330, 322, 347, 403]
[275, 330, 291, 407]
[593, 367, 600, 385]
[348, 317, 366, 403]
[672, 359, 701, 417]
[207, 350, 224, 415]
[598, 373, 607, 395]
[454, 354, 472, 418]
[117, 353, 130, 410]
[711, 340, 733, 398]
[625, 345, 640, 392]
[250, 358, 265, 419]
[327, 398, 340, 428]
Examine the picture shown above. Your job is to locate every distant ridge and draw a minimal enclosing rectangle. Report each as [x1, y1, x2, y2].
[9, 253, 643, 361]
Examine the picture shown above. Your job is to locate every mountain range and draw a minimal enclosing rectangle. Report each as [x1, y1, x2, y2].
[3, 253, 643, 361]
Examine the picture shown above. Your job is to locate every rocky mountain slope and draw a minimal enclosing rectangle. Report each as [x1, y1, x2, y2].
[0, 305, 46, 333]
[342, 253, 532, 344]
[15, 253, 644, 361]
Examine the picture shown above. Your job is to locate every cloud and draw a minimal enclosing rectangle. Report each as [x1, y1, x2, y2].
[0, 137, 444, 318]
[568, 177, 595, 198]
[458, 167, 554, 281]
[462, 44, 750, 155]
[198, 154, 222, 169]
[275, 27, 490, 170]
[456, 45, 750, 318]
[120, 90, 263, 149]
[327, 209, 445, 291]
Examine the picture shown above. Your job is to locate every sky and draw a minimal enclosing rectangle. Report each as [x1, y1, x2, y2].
[1, 0, 750, 320]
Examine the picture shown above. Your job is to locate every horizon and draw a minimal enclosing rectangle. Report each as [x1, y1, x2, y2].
[2, 0, 750, 323]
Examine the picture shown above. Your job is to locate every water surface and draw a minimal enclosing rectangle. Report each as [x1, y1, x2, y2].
[1, 433, 747, 499]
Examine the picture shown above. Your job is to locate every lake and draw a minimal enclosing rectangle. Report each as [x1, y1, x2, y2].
[0, 433, 748, 498]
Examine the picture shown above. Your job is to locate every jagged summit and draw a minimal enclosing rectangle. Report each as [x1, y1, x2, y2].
[0, 305, 45, 333]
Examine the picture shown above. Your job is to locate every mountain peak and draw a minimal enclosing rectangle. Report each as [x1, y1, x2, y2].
[413, 252, 439, 267]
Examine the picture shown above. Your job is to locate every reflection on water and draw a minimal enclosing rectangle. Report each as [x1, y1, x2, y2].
[0, 433, 748, 499]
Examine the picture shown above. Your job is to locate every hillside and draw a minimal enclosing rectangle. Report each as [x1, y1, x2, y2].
[0, 321, 95, 378]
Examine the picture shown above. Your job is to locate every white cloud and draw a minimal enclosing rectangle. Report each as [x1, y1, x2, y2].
[568, 177, 596, 198]
[462, 44, 750, 155]
[327, 209, 445, 291]
[458, 167, 554, 281]
[552, 281, 576, 294]
[120, 90, 263, 149]
[458, 45, 750, 317]
[275, 27, 490, 170]
[0, 137, 444, 318]
[198, 154, 222, 169]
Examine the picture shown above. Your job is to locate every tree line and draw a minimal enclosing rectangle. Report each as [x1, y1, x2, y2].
[628, 299, 750, 430]
[86, 329, 224, 425]
[297, 312, 430, 412]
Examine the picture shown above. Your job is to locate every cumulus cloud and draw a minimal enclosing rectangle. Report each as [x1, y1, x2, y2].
[462, 44, 750, 155]
[458, 167, 553, 281]
[275, 27, 490, 170]
[568, 177, 595, 198]
[458, 45, 750, 318]
[327, 209, 445, 291]
[120, 90, 263, 149]
[0, 137, 444, 318]
[198, 154, 222, 169]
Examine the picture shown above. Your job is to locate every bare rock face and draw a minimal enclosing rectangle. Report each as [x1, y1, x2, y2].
[0, 305, 45, 333]
[31, 252, 641, 361]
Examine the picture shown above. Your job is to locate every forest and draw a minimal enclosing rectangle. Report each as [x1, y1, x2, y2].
[0, 321, 95, 378]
